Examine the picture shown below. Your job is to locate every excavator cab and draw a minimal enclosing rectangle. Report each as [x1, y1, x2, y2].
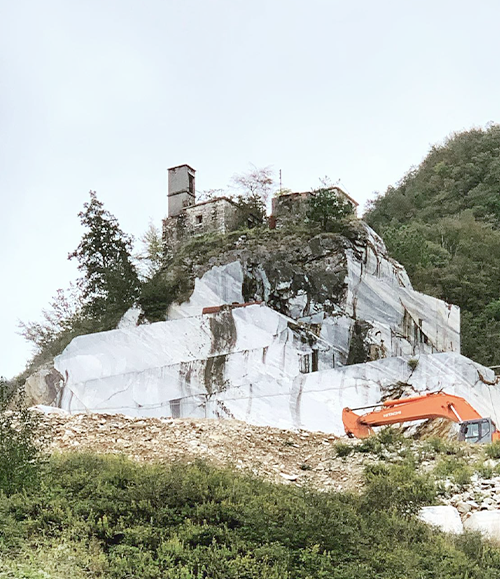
[458, 418, 497, 444]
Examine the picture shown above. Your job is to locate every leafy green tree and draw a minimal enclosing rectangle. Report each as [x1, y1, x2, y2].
[233, 192, 267, 229]
[69, 191, 140, 323]
[306, 187, 354, 231]
[137, 221, 165, 279]
[0, 378, 43, 494]
[366, 125, 500, 365]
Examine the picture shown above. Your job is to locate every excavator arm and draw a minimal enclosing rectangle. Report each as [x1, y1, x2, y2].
[342, 392, 486, 439]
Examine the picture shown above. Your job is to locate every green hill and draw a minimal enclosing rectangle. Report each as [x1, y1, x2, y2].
[366, 125, 500, 366]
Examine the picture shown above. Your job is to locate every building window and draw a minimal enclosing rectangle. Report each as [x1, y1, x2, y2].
[196, 215, 203, 224]
[312, 350, 319, 372]
[188, 173, 195, 195]
[170, 398, 181, 418]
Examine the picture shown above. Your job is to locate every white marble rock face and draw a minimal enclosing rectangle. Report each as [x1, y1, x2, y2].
[53, 223, 471, 430]
[167, 224, 460, 364]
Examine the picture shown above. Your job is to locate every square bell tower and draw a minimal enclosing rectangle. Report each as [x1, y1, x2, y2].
[168, 164, 196, 217]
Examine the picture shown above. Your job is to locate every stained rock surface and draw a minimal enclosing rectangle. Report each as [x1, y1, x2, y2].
[168, 224, 459, 364]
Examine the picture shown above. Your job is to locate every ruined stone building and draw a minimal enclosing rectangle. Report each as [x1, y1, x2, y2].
[271, 187, 359, 228]
[163, 164, 241, 255]
[162, 164, 360, 254]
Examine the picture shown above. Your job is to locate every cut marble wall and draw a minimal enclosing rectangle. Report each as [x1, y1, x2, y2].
[56, 304, 332, 417]
[167, 224, 459, 365]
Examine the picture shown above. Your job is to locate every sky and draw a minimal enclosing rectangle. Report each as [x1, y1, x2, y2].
[1, 0, 500, 379]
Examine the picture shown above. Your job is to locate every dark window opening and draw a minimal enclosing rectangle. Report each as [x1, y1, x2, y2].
[196, 215, 203, 224]
[312, 350, 319, 372]
[188, 173, 195, 195]
[170, 398, 181, 419]
[300, 355, 310, 374]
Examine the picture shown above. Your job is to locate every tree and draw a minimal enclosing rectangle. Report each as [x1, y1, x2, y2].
[18, 284, 82, 354]
[137, 221, 164, 280]
[0, 377, 43, 494]
[306, 187, 354, 231]
[231, 165, 275, 204]
[69, 191, 140, 323]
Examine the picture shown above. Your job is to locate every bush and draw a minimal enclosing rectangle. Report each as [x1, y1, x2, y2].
[434, 456, 472, 489]
[1, 453, 499, 578]
[408, 358, 419, 371]
[0, 378, 44, 495]
[362, 459, 437, 515]
[334, 441, 353, 457]
[485, 440, 500, 459]
[421, 437, 465, 458]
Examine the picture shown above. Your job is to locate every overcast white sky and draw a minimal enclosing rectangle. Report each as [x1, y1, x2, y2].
[1, 0, 499, 379]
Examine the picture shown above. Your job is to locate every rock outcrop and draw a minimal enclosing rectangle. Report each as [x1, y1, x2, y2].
[464, 511, 500, 541]
[168, 224, 460, 365]
[418, 506, 464, 534]
[32, 221, 475, 434]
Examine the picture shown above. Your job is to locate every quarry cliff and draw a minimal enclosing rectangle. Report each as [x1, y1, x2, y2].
[25, 217, 495, 439]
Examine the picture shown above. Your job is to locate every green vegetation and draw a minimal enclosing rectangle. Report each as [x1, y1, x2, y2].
[408, 358, 419, 371]
[69, 191, 140, 322]
[1, 453, 499, 578]
[0, 378, 43, 495]
[306, 187, 354, 231]
[434, 456, 473, 489]
[20, 191, 141, 373]
[485, 440, 500, 460]
[365, 125, 500, 365]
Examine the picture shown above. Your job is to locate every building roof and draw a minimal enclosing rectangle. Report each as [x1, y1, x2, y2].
[168, 164, 196, 173]
[276, 187, 359, 207]
[185, 196, 239, 210]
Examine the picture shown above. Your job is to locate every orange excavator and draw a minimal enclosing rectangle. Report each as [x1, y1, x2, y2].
[342, 391, 500, 444]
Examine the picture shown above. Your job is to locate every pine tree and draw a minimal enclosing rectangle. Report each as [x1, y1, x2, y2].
[306, 187, 353, 230]
[69, 191, 139, 324]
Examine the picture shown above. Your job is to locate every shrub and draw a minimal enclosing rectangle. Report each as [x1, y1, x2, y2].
[434, 456, 472, 489]
[408, 358, 419, 371]
[334, 441, 353, 457]
[1, 453, 500, 577]
[0, 378, 44, 495]
[421, 437, 464, 458]
[485, 440, 500, 459]
[362, 459, 437, 515]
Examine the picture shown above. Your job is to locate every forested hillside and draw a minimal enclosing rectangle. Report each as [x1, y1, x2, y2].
[366, 125, 500, 366]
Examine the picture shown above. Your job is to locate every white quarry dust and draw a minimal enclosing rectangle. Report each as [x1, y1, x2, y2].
[38, 412, 365, 492]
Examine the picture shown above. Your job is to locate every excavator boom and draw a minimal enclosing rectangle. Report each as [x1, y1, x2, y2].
[342, 392, 496, 442]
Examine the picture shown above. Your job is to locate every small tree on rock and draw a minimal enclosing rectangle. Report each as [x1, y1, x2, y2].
[137, 221, 165, 280]
[69, 191, 140, 324]
[306, 187, 354, 231]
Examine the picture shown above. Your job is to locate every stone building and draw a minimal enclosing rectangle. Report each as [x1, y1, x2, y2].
[163, 164, 241, 255]
[163, 165, 359, 253]
[271, 187, 359, 228]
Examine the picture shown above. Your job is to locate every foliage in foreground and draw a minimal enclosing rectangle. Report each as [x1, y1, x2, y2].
[0, 453, 499, 578]
[0, 378, 43, 495]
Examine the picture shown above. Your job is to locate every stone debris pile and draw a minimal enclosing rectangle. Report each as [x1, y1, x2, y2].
[38, 411, 365, 492]
[448, 473, 500, 516]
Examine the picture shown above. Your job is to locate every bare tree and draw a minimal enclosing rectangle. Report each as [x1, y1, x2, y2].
[230, 165, 275, 204]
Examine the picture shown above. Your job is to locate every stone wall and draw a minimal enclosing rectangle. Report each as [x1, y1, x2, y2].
[272, 187, 358, 227]
[163, 197, 239, 256]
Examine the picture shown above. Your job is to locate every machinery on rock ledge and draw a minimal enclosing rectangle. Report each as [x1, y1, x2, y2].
[342, 392, 500, 444]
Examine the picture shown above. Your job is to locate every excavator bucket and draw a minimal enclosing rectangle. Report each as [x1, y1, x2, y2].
[342, 408, 374, 439]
